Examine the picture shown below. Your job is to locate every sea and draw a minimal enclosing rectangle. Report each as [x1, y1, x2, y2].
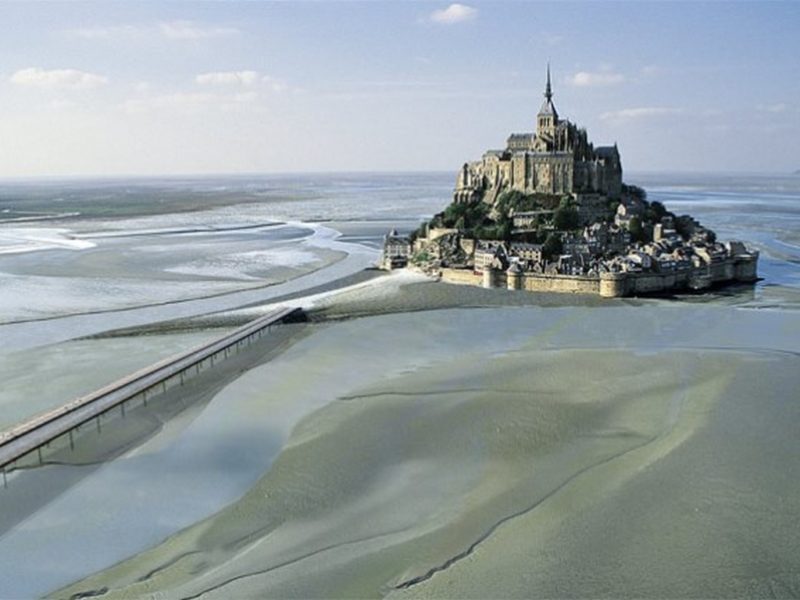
[0, 172, 798, 598]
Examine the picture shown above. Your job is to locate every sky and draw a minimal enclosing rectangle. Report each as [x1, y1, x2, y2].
[0, 1, 798, 178]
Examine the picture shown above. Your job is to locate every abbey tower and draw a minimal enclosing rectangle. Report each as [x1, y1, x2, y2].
[454, 66, 623, 209]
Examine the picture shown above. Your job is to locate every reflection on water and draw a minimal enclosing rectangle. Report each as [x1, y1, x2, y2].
[0, 322, 310, 597]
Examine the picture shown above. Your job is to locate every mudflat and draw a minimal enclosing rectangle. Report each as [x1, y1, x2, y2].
[55, 282, 800, 599]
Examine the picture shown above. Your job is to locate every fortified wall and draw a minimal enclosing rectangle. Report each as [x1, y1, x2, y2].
[453, 65, 622, 210]
[395, 66, 760, 299]
[440, 254, 758, 298]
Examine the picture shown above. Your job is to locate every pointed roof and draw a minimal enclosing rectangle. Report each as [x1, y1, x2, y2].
[538, 63, 558, 119]
[545, 63, 553, 101]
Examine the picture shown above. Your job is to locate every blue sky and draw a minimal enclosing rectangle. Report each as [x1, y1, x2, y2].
[0, 1, 798, 177]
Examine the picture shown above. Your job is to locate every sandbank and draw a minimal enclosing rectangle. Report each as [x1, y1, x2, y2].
[54, 301, 800, 599]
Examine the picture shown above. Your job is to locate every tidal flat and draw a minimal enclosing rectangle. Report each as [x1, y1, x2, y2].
[54, 290, 800, 599]
[1, 173, 799, 599]
[0, 330, 232, 431]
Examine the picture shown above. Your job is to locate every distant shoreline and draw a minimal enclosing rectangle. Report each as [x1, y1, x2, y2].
[0, 170, 796, 185]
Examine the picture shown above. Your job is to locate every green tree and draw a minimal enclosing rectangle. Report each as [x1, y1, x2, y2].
[411, 250, 431, 264]
[441, 201, 490, 230]
[542, 232, 563, 260]
[553, 201, 580, 231]
[623, 184, 647, 203]
[650, 200, 668, 221]
[496, 190, 544, 214]
[442, 203, 465, 227]
[628, 216, 649, 243]
[496, 190, 527, 211]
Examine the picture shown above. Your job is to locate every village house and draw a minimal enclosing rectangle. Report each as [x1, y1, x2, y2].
[383, 67, 759, 296]
[381, 230, 411, 270]
[474, 241, 508, 273]
[509, 242, 543, 263]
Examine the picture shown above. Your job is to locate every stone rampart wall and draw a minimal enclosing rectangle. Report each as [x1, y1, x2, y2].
[438, 255, 757, 298]
[440, 268, 483, 287]
[522, 273, 600, 294]
[627, 272, 684, 294]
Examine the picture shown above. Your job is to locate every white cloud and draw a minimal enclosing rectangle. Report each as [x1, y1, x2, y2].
[121, 92, 213, 114]
[65, 22, 240, 41]
[601, 107, 683, 121]
[430, 3, 477, 24]
[67, 25, 144, 39]
[568, 70, 625, 87]
[48, 99, 78, 111]
[757, 103, 788, 114]
[10, 67, 108, 89]
[232, 91, 259, 104]
[194, 71, 288, 92]
[159, 21, 240, 40]
[196, 71, 259, 86]
[542, 33, 564, 46]
[120, 90, 264, 115]
[262, 76, 288, 93]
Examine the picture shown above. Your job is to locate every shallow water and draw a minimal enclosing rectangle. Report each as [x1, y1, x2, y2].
[0, 223, 348, 324]
[0, 330, 229, 431]
[631, 172, 800, 291]
[0, 172, 798, 598]
[0, 308, 558, 597]
[46, 304, 800, 599]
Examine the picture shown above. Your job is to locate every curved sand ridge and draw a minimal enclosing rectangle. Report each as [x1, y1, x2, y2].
[57, 335, 796, 599]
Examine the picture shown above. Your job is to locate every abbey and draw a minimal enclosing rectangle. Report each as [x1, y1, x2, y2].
[386, 65, 759, 297]
[454, 66, 622, 205]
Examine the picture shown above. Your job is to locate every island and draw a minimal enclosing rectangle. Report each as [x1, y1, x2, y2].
[382, 67, 759, 298]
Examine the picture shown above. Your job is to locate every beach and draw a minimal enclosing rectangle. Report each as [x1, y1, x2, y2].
[0, 173, 798, 598]
[54, 284, 800, 599]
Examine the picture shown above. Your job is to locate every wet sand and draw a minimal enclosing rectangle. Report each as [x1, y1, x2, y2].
[0, 322, 314, 597]
[0, 224, 348, 325]
[0, 331, 231, 431]
[53, 290, 800, 599]
[2, 172, 797, 598]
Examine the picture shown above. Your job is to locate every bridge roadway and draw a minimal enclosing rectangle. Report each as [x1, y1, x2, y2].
[0, 306, 302, 476]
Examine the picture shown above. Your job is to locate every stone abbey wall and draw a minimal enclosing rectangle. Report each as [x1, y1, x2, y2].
[440, 268, 483, 287]
[522, 273, 601, 294]
[437, 255, 758, 298]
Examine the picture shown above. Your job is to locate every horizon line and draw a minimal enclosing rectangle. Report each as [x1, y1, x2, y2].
[0, 168, 796, 185]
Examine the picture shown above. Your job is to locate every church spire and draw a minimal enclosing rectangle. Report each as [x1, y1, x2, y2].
[537, 63, 558, 138]
[544, 62, 553, 102]
[537, 63, 558, 122]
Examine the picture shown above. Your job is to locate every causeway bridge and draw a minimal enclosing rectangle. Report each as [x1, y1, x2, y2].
[0, 306, 304, 485]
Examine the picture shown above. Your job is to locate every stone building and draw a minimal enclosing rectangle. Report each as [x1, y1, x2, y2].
[381, 230, 411, 270]
[509, 242, 544, 263]
[453, 66, 623, 207]
[473, 241, 508, 273]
